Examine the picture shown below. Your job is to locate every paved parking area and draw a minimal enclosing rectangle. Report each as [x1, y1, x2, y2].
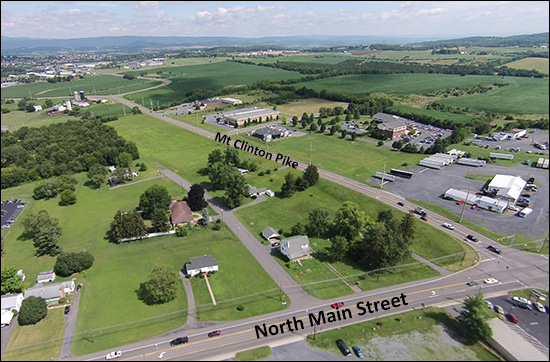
[376, 162, 549, 240]
[467, 130, 549, 155]
[1, 199, 27, 230]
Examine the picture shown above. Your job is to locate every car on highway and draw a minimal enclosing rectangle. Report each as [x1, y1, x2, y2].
[467, 280, 479, 286]
[170, 337, 189, 346]
[506, 313, 519, 324]
[494, 305, 504, 315]
[466, 235, 479, 242]
[420, 215, 428, 221]
[397, 201, 405, 206]
[331, 301, 345, 309]
[534, 302, 546, 313]
[208, 330, 222, 338]
[486, 245, 502, 254]
[442, 223, 455, 230]
[483, 278, 499, 284]
[352, 346, 364, 358]
[105, 351, 122, 360]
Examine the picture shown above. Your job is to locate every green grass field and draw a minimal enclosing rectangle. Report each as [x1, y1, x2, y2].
[1, 75, 162, 98]
[389, 105, 476, 125]
[503, 57, 549, 74]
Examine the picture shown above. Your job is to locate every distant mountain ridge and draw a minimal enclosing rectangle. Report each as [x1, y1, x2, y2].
[1, 33, 548, 53]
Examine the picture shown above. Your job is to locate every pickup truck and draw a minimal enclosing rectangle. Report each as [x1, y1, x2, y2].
[413, 207, 427, 216]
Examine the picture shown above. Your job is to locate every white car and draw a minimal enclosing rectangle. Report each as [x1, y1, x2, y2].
[483, 278, 499, 284]
[534, 302, 546, 313]
[442, 223, 455, 230]
[105, 351, 122, 360]
[485, 300, 493, 309]
[512, 296, 532, 305]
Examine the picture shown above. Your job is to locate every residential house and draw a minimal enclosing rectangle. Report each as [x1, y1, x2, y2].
[36, 270, 56, 283]
[280, 235, 312, 262]
[247, 184, 267, 197]
[185, 255, 218, 277]
[262, 226, 280, 241]
[170, 200, 195, 226]
[24, 280, 75, 303]
[1, 293, 23, 326]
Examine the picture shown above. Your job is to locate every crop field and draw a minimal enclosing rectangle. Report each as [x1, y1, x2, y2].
[276, 98, 348, 117]
[125, 61, 301, 109]
[436, 76, 549, 115]
[1, 75, 162, 98]
[293, 73, 508, 97]
[243, 54, 352, 64]
[502, 57, 549, 74]
[389, 105, 476, 125]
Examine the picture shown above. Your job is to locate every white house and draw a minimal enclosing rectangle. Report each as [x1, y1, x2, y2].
[247, 184, 267, 197]
[185, 255, 218, 277]
[32, 105, 42, 112]
[36, 270, 56, 284]
[24, 280, 75, 303]
[262, 226, 280, 241]
[280, 235, 312, 262]
[1, 293, 23, 326]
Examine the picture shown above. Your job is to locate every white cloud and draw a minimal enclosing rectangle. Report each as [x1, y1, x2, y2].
[135, 1, 159, 10]
[68, 9, 82, 15]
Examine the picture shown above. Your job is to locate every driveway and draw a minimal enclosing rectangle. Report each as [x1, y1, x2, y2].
[60, 284, 82, 359]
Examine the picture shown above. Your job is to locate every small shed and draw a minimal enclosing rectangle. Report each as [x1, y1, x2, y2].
[262, 227, 280, 241]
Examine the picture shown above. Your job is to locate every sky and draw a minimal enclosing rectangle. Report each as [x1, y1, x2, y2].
[1, 1, 549, 40]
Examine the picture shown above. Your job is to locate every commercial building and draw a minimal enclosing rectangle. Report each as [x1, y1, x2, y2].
[373, 113, 408, 139]
[249, 126, 290, 142]
[222, 107, 279, 126]
[443, 188, 508, 213]
[486, 175, 527, 203]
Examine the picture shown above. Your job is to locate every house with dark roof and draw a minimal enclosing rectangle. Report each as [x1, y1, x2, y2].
[280, 235, 312, 262]
[373, 113, 408, 139]
[185, 255, 218, 276]
[170, 200, 195, 226]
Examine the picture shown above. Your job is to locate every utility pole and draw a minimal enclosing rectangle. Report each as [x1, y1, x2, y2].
[279, 281, 283, 302]
[459, 189, 470, 223]
[539, 237, 548, 254]
[123, 105, 126, 117]
[309, 140, 312, 165]
[380, 161, 386, 188]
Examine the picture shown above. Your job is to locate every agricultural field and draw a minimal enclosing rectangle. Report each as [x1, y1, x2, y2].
[125, 61, 302, 109]
[389, 105, 476, 125]
[502, 57, 549, 74]
[275, 98, 348, 118]
[1, 74, 162, 98]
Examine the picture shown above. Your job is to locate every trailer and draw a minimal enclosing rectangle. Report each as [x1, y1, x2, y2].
[374, 172, 396, 182]
[457, 158, 487, 167]
[518, 207, 533, 218]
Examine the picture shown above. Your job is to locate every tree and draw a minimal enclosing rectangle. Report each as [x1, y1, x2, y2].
[87, 164, 108, 189]
[459, 293, 493, 342]
[17, 99, 27, 111]
[309, 123, 317, 132]
[115, 152, 133, 169]
[139, 185, 171, 216]
[208, 161, 236, 190]
[187, 184, 207, 211]
[139, 265, 179, 305]
[303, 164, 319, 188]
[400, 211, 416, 241]
[207, 149, 224, 166]
[18, 296, 47, 325]
[333, 201, 368, 241]
[150, 209, 171, 232]
[350, 132, 357, 141]
[1, 266, 23, 295]
[280, 173, 297, 198]
[26, 103, 36, 112]
[327, 235, 348, 261]
[131, 106, 141, 114]
[377, 209, 394, 224]
[54, 251, 94, 277]
[22, 210, 63, 257]
[306, 208, 331, 237]
[224, 147, 240, 167]
[109, 210, 148, 243]
[175, 225, 188, 237]
[291, 222, 306, 236]
[224, 173, 246, 209]
[58, 189, 77, 206]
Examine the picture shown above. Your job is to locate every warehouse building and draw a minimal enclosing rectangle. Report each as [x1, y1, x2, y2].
[222, 107, 279, 126]
[443, 188, 508, 213]
[486, 175, 527, 203]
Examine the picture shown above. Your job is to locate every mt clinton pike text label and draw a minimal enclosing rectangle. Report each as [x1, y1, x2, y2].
[215, 133, 299, 168]
[255, 293, 408, 339]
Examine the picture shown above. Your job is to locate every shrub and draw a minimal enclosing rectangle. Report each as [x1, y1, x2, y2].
[53, 251, 94, 277]
[237, 305, 245, 311]
[176, 226, 188, 237]
[58, 297, 67, 304]
[18, 296, 47, 325]
[212, 223, 221, 231]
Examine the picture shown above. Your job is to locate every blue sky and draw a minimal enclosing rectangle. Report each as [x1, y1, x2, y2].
[1, 1, 548, 39]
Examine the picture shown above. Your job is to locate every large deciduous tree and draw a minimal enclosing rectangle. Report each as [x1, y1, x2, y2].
[139, 185, 171, 216]
[1, 266, 23, 295]
[280, 173, 297, 198]
[459, 293, 493, 342]
[187, 184, 208, 211]
[306, 208, 331, 237]
[139, 265, 179, 305]
[22, 210, 63, 257]
[332, 201, 367, 241]
[110, 210, 148, 243]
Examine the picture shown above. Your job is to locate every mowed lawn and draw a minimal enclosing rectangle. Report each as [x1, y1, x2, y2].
[1, 75, 162, 98]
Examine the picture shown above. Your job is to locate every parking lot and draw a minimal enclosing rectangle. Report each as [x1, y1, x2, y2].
[467, 130, 549, 155]
[377, 162, 549, 240]
[1, 199, 27, 229]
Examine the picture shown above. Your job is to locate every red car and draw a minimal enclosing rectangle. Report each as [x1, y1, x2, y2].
[331, 302, 345, 309]
[457, 200, 465, 205]
[471, 205, 478, 210]
[506, 313, 519, 324]
[208, 330, 222, 337]
[420, 215, 428, 221]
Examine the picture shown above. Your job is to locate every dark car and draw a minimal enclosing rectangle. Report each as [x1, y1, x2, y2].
[76, 284, 82, 292]
[336, 339, 351, 356]
[466, 234, 479, 242]
[331, 301, 345, 309]
[170, 337, 189, 346]
[487, 245, 502, 254]
[208, 330, 222, 338]
[467, 280, 480, 286]
[506, 313, 519, 324]
[352, 346, 364, 358]
[517, 201, 530, 208]
[64, 305, 70, 315]
[527, 177, 535, 184]
[397, 201, 405, 206]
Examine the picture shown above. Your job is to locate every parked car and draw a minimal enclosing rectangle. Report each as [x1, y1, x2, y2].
[331, 301, 345, 309]
[534, 302, 546, 313]
[208, 330, 222, 338]
[442, 223, 455, 230]
[494, 305, 504, 315]
[486, 245, 502, 254]
[352, 346, 364, 358]
[336, 339, 351, 356]
[485, 300, 493, 309]
[471, 204, 478, 210]
[457, 200, 465, 205]
[512, 297, 531, 305]
[508, 205, 519, 212]
[466, 235, 479, 242]
[517, 201, 530, 208]
[64, 305, 70, 315]
[483, 278, 499, 284]
[170, 337, 189, 346]
[105, 351, 122, 360]
[467, 280, 480, 286]
[506, 313, 519, 324]
[515, 301, 532, 310]
[527, 177, 535, 184]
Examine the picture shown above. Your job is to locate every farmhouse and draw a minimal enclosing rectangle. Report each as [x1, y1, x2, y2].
[170, 200, 194, 226]
[1, 293, 23, 326]
[222, 107, 279, 126]
[36, 270, 56, 283]
[185, 255, 218, 276]
[372, 113, 408, 139]
[280, 235, 312, 262]
[262, 226, 280, 241]
[24, 280, 75, 303]
[486, 175, 527, 203]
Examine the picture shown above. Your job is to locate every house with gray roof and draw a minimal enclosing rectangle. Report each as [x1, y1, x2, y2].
[24, 280, 75, 303]
[262, 226, 280, 241]
[280, 235, 312, 262]
[1, 293, 23, 326]
[36, 270, 56, 284]
[185, 255, 218, 277]
[247, 184, 267, 197]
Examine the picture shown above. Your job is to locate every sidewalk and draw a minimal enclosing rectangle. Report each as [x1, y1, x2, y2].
[488, 318, 548, 361]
